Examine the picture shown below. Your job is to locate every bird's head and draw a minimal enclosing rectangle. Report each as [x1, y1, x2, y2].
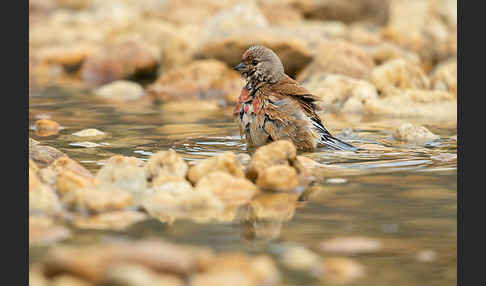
[234, 45, 285, 84]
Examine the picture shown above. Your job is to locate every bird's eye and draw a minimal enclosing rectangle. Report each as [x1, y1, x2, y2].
[252, 60, 258, 65]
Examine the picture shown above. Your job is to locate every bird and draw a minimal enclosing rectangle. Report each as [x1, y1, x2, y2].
[232, 45, 358, 151]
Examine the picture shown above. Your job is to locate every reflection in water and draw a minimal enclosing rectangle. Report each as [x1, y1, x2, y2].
[29, 87, 457, 285]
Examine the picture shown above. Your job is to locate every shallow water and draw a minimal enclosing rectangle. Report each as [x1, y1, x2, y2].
[29, 86, 457, 286]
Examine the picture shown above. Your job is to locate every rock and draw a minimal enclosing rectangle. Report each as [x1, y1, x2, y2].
[195, 172, 258, 207]
[280, 246, 321, 272]
[34, 119, 62, 136]
[246, 140, 297, 181]
[318, 257, 365, 284]
[103, 264, 184, 286]
[431, 153, 457, 162]
[72, 128, 105, 137]
[80, 40, 159, 85]
[69, 142, 104, 148]
[187, 152, 245, 184]
[383, 0, 457, 63]
[319, 237, 382, 254]
[301, 73, 379, 112]
[256, 165, 299, 192]
[61, 185, 135, 213]
[95, 157, 147, 200]
[145, 150, 188, 185]
[56, 170, 95, 195]
[146, 59, 243, 105]
[394, 123, 440, 142]
[142, 181, 224, 223]
[29, 216, 71, 246]
[197, 27, 315, 78]
[29, 139, 65, 168]
[197, 253, 280, 286]
[50, 275, 92, 286]
[369, 58, 430, 94]
[72, 210, 148, 231]
[43, 240, 199, 282]
[431, 58, 457, 96]
[37, 44, 97, 71]
[38, 156, 93, 187]
[101, 155, 145, 167]
[416, 249, 437, 262]
[363, 42, 421, 66]
[29, 266, 50, 286]
[326, 178, 348, 184]
[147, 0, 240, 26]
[94, 80, 145, 102]
[30, 161, 63, 214]
[110, 19, 199, 72]
[297, 40, 375, 80]
[363, 88, 456, 119]
[302, 0, 390, 25]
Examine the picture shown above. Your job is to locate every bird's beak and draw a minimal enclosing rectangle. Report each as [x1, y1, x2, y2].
[233, 62, 247, 72]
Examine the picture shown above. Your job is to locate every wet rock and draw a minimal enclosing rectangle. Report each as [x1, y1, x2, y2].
[195, 253, 280, 286]
[431, 58, 457, 96]
[38, 156, 93, 187]
[62, 185, 135, 213]
[29, 216, 71, 246]
[369, 58, 430, 94]
[318, 257, 365, 284]
[383, 0, 457, 63]
[297, 40, 375, 80]
[104, 264, 184, 286]
[147, 59, 243, 104]
[301, 73, 379, 113]
[145, 150, 188, 186]
[34, 119, 62, 136]
[101, 155, 145, 167]
[43, 240, 199, 282]
[95, 157, 147, 199]
[56, 170, 95, 195]
[72, 128, 105, 137]
[37, 44, 97, 71]
[256, 165, 299, 192]
[94, 80, 145, 101]
[319, 237, 382, 254]
[302, 0, 390, 25]
[280, 246, 321, 272]
[69, 141, 104, 148]
[50, 275, 93, 286]
[431, 153, 457, 162]
[394, 123, 440, 142]
[416, 249, 437, 262]
[80, 40, 159, 85]
[246, 140, 297, 181]
[188, 152, 245, 184]
[326, 178, 348, 184]
[72, 210, 148, 231]
[195, 172, 258, 207]
[142, 181, 224, 223]
[29, 266, 50, 286]
[197, 27, 315, 78]
[363, 89, 456, 119]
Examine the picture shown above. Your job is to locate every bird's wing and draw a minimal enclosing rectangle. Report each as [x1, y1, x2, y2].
[267, 75, 331, 136]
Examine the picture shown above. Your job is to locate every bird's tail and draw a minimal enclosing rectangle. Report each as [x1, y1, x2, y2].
[321, 135, 358, 151]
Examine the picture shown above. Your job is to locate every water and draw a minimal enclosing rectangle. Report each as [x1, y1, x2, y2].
[29, 85, 457, 286]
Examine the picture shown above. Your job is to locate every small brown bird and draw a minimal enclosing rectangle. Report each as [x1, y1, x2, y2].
[233, 45, 357, 151]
